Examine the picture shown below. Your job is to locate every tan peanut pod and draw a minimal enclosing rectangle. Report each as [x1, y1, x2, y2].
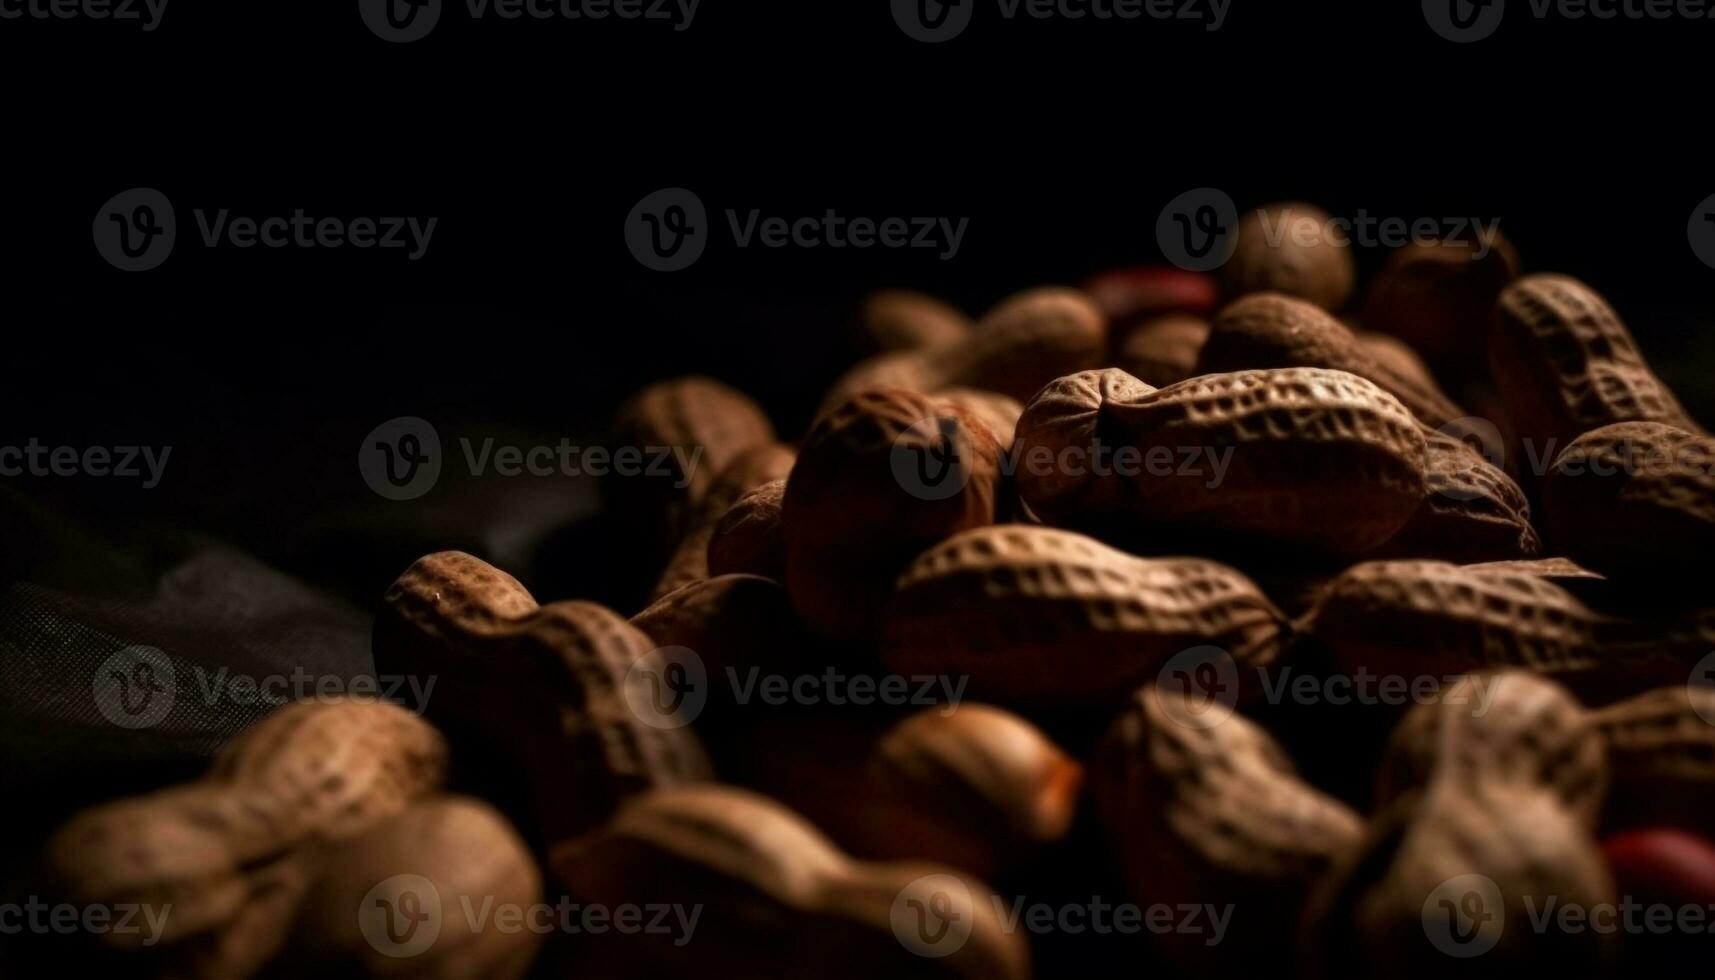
[1589, 686, 1715, 837]
[937, 386, 1024, 448]
[1221, 202, 1355, 312]
[1012, 367, 1428, 556]
[823, 286, 1107, 410]
[1489, 273, 1698, 452]
[1373, 672, 1609, 827]
[741, 706, 1082, 880]
[45, 700, 447, 978]
[858, 289, 973, 353]
[373, 551, 712, 845]
[1201, 292, 1467, 427]
[1541, 421, 1715, 577]
[784, 388, 1001, 642]
[880, 526, 1286, 707]
[1304, 782, 1617, 980]
[1376, 427, 1541, 562]
[606, 375, 777, 554]
[286, 797, 543, 980]
[1092, 686, 1365, 977]
[1463, 556, 1604, 583]
[649, 442, 795, 602]
[1356, 330, 1439, 394]
[1302, 560, 1607, 684]
[707, 477, 787, 580]
[1112, 313, 1210, 388]
[550, 785, 1031, 980]
[1360, 235, 1520, 369]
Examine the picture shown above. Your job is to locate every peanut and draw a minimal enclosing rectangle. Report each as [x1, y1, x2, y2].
[45, 699, 447, 978]
[1093, 685, 1365, 976]
[1588, 686, 1715, 837]
[937, 386, 1024, 448]
[606, 375, 777, 556]
[1376, 426, 1541, 562]
[880, 525, 1286, 707]
[1489, 273, 1699, 453]
[1012, 367, 1429, 556]
[1601, 828, 1715, 969]
[858, 289, 973, 353]
[1356, 329, 1440, 394]
[373, 551, 712, 846]
[549, 785, 1031, 980]
[1360, 235, 1520, 370]
[1541, 421, 1715, 577]
[706, 477, 787, 581]
[649, 441, 795, 602]
[286, 797, 542, 980]
[784, 388, 1002, 641]
[1221, 202, 1355, 311]
[824, 286, 1107, 409]
[1201, 292, 1468, 427]
[1112, 313, 1211, 388]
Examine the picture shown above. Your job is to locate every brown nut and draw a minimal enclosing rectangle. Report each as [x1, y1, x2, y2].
[1375, 426, 1541, 563]
[1221, 203, 1355, 312]
[1093, 685, 1365, 976]
[1012, 367, 1429, 556]
[880, 525, 1286, 708]
[858, 289, 973, 353]
[286, 797, 543, 980]
[1201, 292, 1467, 427]
[1360, 235, 1521, 370]
[550, 785, 1031, 980]
[784, 388, 1001, 642]
[650, 442, 795, 602]
[45, 699, 447, 978]
[1541, 421, 1715, 578]
[1112, 313, 1211, 388]
[373, 551, 712, 847]
[1356, 330, 1441, 394]
[1489, 274, 1698, 454]
[1589, 686, 1715, 838]
[706, 477, 787, 581]
[936, 386, 1025, 448]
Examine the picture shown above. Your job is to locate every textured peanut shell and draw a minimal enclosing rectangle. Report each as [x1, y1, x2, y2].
[1305, 783, 1617, 980]
[1094, 686, 1365, 976]
[1221, 203, 1355, 312]
[373, 551, 712, 845]
[880, 526, 1286, 707]
[650, 442, 795, 601]
[1302, 560, 1607, 683]
[1373, 671, 1608, 826]
[288, 797, 543, 980]
[45, 700, 446, 976]
[1541, 421, 1715, 576]
[551, 785, 1031, 980]
[1489, 274, 1697, 451]
[1360, 235, 1520, 368]
[1376, 427, 1540, 562]
[707, 478, 787, 581]
[1112, 313, 1210, 388]
[1589, 686, 1715, 837]
[858, 289, 973, 353]
[784, 388, 1001, 641]
[1202, 292, 1467, 427]
[1012, 367, 1428, 556]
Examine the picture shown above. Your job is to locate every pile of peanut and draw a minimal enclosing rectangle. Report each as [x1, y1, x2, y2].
[43, 204, 1715, 978]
